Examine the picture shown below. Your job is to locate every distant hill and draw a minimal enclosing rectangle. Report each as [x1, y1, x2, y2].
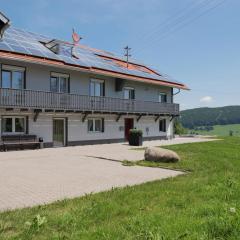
[180, 106, 240, 129]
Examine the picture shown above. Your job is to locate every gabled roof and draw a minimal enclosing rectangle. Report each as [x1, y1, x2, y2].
[0, 27, 189, 90]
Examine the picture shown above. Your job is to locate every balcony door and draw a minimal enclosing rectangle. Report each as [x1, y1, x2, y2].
[124, 118, 134, 141]
[53, 118, 66, 147]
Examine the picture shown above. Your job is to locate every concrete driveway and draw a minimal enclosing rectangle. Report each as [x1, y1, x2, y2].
[0, 137, 215, 211]
[0, 149, 182, 211]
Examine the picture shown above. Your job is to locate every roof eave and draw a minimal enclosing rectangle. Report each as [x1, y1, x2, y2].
[0, 50, 189, 90]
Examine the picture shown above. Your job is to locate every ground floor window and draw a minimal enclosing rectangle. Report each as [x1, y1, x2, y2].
[88, 118, 104, 133]
[2, 116, 26, 134]
[159, 119, 166, 132]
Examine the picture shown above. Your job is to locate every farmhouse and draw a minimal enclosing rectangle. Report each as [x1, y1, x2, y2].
[0, 12, 188, 148]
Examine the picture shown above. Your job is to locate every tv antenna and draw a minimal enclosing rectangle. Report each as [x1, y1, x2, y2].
[124, 46, 131, 68]
[72, 28, 82, 45]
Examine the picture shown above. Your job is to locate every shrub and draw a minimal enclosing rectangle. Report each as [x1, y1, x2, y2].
[129, 129, 143, 146]
[129, 129, 143, 137]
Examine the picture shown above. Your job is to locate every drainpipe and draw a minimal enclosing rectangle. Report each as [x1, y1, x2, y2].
[171, 88, 181, 139]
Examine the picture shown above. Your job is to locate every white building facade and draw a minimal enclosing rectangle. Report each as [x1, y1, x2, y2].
[0, 13, 188, 147]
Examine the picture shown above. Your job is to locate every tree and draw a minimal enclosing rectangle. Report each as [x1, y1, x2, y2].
[174, 120, 187, 135]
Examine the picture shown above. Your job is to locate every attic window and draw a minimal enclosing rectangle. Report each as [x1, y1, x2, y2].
[42, 39, 60, 54]
[0, 12, 10, 38]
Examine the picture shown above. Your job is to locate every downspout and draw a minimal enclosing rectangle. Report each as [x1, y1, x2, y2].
[171, 88, 181, 139]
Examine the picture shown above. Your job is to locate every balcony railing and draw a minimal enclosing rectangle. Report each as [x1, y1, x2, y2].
[0, 88, 179, 115]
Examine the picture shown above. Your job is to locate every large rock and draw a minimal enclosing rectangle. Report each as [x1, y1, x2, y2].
[144, 147, 180, 163]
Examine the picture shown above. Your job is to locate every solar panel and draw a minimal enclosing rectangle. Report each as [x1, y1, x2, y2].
[0, 26, 184, 86]
[26, 48, 47, 58]
[8, 44, 31, 55]
[0, 41, 12, 51]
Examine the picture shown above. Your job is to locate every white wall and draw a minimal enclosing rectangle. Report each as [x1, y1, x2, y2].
[0, 111, 173, 143]
[0, 59, 175, 143]
[0, 59, 173, 103]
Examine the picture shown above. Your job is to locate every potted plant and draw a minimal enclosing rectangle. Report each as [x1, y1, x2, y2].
[129, 129, 143, 146]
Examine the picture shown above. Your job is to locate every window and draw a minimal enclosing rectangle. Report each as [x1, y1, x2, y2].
[159, 93, 167, 103]
[159, 119, 166, 132]
[2, 117, 26, 134]
[50, 73, 69, 93]
[1, 65, 25, 89]
[88, 118, 104, 133]
[90, 79, 104, 96]
[124, 87, 135, 100]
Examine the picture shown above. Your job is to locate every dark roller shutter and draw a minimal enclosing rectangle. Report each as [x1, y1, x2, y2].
[26, 116, 29, 134]
[102, 81, 105, 96]
[65, 117, 68, 146]
[102, 118, 105, 132]
[68, 78, 70, 93]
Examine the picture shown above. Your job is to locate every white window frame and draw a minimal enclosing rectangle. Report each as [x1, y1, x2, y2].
[87, 118, 104, 133]
[1, 64, 25, 89]
[90, 78, 104, 97]
[123, 87, 135, 100]
[1, 116, 26, 134]
[159, 92, 167, 103]
[50, 72, 69, 93]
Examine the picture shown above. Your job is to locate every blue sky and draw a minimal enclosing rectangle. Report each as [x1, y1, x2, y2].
[1, 0, 239, 110]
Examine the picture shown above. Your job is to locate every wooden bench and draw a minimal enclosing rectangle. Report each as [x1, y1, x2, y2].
[1, 134, 40, 151]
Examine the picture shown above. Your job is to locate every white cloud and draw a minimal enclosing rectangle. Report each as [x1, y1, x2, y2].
[200, 96, 213, 103]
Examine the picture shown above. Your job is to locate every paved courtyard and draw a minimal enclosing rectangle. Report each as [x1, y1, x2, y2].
[0, 137, 216, 211]
[77, 136, 218, 161]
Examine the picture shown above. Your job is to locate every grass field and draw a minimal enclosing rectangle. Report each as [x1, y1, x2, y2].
[0, 138, 240, 239]
[189, 124, 240, 136]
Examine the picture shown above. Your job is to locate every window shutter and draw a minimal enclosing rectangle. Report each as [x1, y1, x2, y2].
[1, 117, 3, 133]
[23, 70, 26, 89]
[68, 78, 70, 93]
[132, 89, 135, 100]
[26, 116, 29, 134]
[102, 81, 105, 96]
[65, 117, 68, 146]
[102, 118, 105, 132]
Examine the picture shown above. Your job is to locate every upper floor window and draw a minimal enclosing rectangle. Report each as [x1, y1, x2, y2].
[159, 93, 167, 103]
[2, 116, 26, 134]
[50, 72, 69, 93]
[159, 119, 166, 132]
[124, 87, 135, 100]
[1, 65, 25, 89]
[90, 79, 104, 97]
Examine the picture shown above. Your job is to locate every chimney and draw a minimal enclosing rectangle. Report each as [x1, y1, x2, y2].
[0, 12, 10, 39]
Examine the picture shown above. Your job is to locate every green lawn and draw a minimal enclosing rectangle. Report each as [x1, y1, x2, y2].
[190, 124, 240, 136]
[1, 138, 240, 239]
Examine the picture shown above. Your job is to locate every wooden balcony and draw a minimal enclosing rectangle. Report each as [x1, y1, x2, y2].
[0, 88, 179, 116]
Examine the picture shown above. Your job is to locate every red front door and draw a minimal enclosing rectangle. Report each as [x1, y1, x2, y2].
[125, 118, 134, 141]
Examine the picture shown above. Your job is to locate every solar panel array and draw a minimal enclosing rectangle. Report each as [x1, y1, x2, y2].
[0, 27, 183, 85]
